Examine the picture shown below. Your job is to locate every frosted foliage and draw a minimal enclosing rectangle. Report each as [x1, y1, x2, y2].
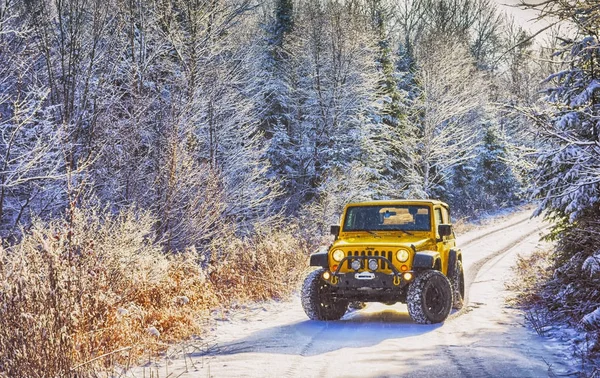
[571, 80, 600, 107]
[582, 252, 600, 277]
[532, 35, 600, 222]
[0, 0, 526, 246]
[261, 0, 382, 208]
[582, 307, 600, 328]
[401, 39, 486, 197]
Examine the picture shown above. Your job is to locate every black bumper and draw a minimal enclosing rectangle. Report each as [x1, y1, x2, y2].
[328, 255, 410, 288]
[333, 271, 406, 288]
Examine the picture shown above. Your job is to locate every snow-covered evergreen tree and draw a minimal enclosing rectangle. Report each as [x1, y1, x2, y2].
[526, 0, 600, 327]
[449, 120, 521, 214]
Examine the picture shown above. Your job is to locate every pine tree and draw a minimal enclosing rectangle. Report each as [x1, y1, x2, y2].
[526, 0, 600, 325]
[262, 0, 294, 139]
[478, 122, 520, 207]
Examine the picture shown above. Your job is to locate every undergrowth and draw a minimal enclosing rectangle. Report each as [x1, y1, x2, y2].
[507, 248, 554, 310]
[0, 207, 309, 377]
[508, 246, 600, 376]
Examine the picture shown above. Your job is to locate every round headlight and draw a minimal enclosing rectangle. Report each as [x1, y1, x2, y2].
[396, 249, 409, 262]
[368, 259, 378, 271]
[332, 249, 345, 262]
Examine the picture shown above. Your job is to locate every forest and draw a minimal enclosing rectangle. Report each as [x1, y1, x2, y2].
[0, 0, 598, 375]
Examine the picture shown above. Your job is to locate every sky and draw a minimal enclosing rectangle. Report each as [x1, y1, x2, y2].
[493, 0, 557, 43]
[494, 0, 542, 29]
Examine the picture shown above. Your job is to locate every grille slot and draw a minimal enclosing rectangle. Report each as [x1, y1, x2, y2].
[345, 250, 393, 271]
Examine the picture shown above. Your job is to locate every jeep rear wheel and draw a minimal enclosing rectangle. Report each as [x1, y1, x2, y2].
[407, 270, 453, 324]
[450, 260, 465, 309]
[301, 269, 348, 321]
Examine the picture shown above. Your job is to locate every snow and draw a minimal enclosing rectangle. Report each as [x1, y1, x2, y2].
[124, 209, 579, 377]
[582, 308, 600, 329]
[582, 252, 600, 277]
[571, 80, 600, 107]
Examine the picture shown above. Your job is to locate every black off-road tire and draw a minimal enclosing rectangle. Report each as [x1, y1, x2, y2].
[450, 260, 465, 310]
[348, 301, 367, 310]
[407, 270, 453, 324]
[301, 269, 348, 321]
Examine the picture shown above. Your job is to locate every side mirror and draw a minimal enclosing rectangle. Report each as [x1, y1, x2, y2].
[330, 225, 340, 237]
[438, 224, 452, 237]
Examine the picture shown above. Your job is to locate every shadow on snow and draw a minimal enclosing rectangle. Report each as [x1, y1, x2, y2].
[197, 304, 443, 358]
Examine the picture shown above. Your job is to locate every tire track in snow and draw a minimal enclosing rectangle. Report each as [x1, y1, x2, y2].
[440, 336, 475, 378]
[459, 214, 531, 248]
[448, 221, 546, 321]
[283, 324, 327, 378]
[438, 220, 545, 378]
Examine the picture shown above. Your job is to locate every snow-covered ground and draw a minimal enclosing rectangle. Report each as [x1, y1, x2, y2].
[127, 209, 578, 377]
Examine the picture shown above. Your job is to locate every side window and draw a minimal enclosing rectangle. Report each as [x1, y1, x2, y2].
[442, 207, 450, 224]
[434, 208, 443, 226]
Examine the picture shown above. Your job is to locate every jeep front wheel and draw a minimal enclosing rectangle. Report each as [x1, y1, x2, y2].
[301, 269, 348, 321]
[407, 270, 453, 324]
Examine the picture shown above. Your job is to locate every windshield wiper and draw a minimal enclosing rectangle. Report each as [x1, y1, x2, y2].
[389, 228, 414, 236]
[365, 230, 381, 237]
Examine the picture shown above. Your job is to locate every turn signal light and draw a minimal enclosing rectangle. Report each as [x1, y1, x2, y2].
[400, 265, 408, 272]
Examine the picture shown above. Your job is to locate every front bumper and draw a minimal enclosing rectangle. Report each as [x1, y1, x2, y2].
[333, 271, 406, 288]
[325, 255, 412, 288]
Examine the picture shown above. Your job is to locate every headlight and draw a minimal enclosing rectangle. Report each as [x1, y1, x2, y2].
[396, 249, 409, 262]
[332, 249, 345, 262]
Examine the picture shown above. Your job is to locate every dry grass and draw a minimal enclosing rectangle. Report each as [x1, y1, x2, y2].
[0, 207, 309, 377]
[208, 224, 310, 302]
[506, 248, 555, 337]
[506, 248, 554, 308]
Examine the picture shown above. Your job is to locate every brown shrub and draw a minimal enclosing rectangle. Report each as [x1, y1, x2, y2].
[0, 208, 310, 377]
[0, 207, 219, 377]
[208, 223, 311, 302]
[506, 248, 554, 308]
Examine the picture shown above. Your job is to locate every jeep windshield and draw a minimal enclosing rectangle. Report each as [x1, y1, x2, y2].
[342, 205, 431, 232]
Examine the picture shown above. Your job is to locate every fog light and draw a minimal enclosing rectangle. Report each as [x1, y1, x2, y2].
[323, 271, 331, 280]
[403, 272, 413, 281]
[368, 259, 378, 271]
[351, 260, 361, 270]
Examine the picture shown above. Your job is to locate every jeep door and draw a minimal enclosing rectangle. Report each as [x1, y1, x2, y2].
[434, 206, 455, 275]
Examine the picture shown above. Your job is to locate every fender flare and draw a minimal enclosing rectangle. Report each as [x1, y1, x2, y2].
[448, 248, 463, 276]
[413, 251, 441, 270]
[309, 251, 329, 267]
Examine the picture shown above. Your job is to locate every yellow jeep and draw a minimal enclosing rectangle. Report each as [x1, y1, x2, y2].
[301, 199, 464, 324]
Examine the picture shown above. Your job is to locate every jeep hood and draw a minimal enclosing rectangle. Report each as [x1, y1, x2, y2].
[332, 235, 433, 250]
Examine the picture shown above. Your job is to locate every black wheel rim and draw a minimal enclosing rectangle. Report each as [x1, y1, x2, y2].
[425, 281, 445, 316]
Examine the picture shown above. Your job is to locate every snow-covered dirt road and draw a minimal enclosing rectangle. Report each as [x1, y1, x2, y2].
[133, 210, 577, 377]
